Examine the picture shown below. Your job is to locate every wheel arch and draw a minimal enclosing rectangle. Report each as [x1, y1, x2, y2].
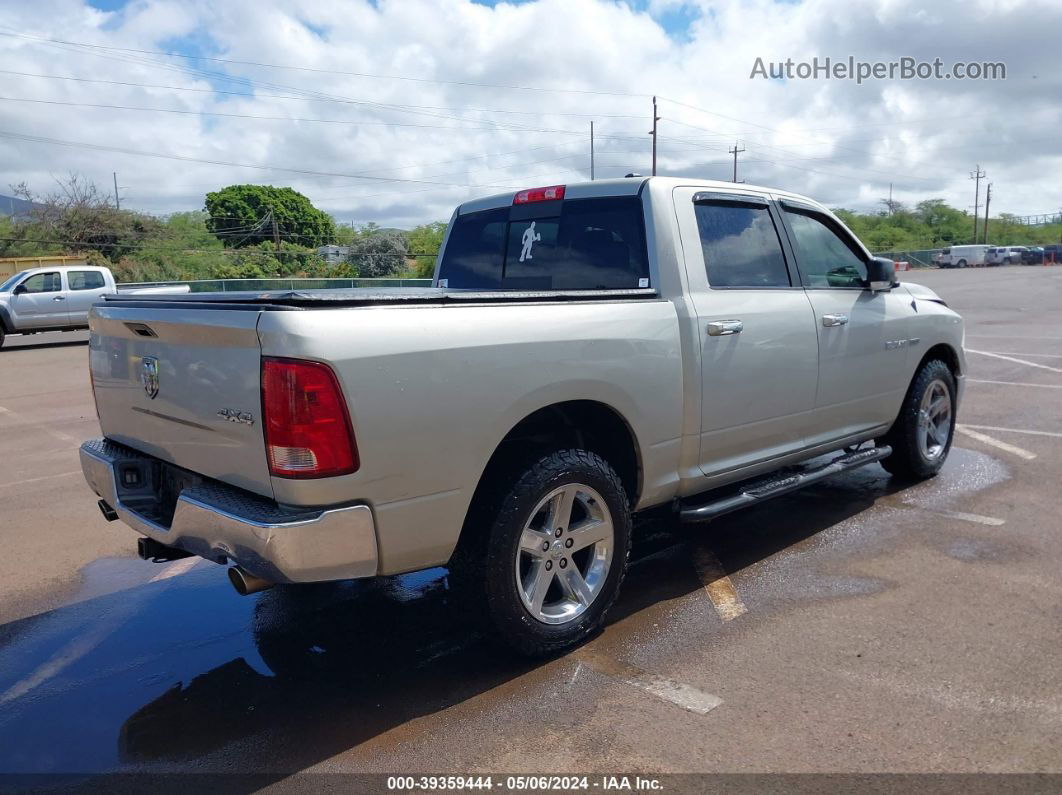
[479, 399, 643, 508]
[448, 398, 642, 588]
[920, 342, 962, 378]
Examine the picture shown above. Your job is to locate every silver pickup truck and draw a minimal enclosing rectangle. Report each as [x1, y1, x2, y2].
[80, 177, 964, 655]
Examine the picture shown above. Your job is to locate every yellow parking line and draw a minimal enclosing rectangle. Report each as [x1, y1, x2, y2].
[691, 546, 747, 622]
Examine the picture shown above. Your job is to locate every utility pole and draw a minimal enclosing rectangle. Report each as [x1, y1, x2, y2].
[729, 141, 746, 183]
[982, 184, 992, 244]
[649, 97, 660, 176]
[112, 172, 120, 210]
[270, 210, 280, 253]
[888, 183, 893, 215]
[969, 164, 985, 242]
[590, 121, 595, 181]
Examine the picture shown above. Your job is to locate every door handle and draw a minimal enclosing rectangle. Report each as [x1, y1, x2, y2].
[53, 295, 66, 301]
[707, 319, 743, 336]
[821, 313, 848, 327]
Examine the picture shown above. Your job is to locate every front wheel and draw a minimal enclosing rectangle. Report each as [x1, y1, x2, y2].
[479, 449, 632, 656]
[879, 360, 957, 480]
[956, 259, 967, 269]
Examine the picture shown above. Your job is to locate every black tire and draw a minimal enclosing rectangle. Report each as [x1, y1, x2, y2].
[462, 449, 632, 657]
[0, 326, 5, 349]
[956, 259, 967, 269]
[879, 359, 957, 480]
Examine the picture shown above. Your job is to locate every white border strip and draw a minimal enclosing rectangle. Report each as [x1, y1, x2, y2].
[956, 425, 1037, 460]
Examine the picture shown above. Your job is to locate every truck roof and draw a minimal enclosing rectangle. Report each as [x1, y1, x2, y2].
[458, 175, 827, 215]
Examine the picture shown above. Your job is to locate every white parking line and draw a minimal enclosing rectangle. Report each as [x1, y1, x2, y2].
[965, 334, 1062, 341]
[977, 352, 1062, 359]
[691, 546, 747, 622]
[912, 505, 1006, 527]
[955, 425, 1038, 460]
[961, 423, 1062, 439]
[148, 556, 202, 583]
[577, 651, 723, 715]
[0, 404, 80, 444]
[0, 470, 82, 489]
[965, 349, 1062, 374]
[968, 379, 1062, 389]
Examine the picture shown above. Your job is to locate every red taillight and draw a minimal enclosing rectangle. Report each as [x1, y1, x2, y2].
[261, 358, 359, 479]
[513, 185, 565, 204]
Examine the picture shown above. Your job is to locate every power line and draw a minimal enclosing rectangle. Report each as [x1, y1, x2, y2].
[0, 29, 651, 98]
[0, 128, 560, 190]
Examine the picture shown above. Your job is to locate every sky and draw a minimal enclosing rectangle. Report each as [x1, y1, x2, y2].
[0, 0, 1059, 229]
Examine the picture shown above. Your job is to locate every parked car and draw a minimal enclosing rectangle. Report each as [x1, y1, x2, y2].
[1021, 246, 1045, 265]
[0, 266, 189, 348]
[939, 244, 991, 268]
[1043, 245, 1062, 265]
[0, 265, 116, 348]
[986, 246, 1027, 266]
[79, 177, 965, 656]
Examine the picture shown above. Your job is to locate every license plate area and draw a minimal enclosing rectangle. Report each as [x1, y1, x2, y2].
[114, 456, 204, 529]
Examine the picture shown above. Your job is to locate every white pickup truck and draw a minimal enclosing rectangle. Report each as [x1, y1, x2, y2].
[80, 177, 965, 655]
[0, 265, 189, 348]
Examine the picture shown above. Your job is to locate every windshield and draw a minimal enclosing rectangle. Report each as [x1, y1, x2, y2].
[0, 271, 27, 292]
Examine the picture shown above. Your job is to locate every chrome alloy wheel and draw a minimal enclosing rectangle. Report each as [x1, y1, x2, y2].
[515, 483, 615, 625]
[918, 378, 953, 461]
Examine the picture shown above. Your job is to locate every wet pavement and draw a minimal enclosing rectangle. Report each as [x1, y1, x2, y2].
[0, 267, 1060, 779]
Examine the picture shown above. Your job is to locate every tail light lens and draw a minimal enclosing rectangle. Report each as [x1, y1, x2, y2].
[261, 358, 359, 479]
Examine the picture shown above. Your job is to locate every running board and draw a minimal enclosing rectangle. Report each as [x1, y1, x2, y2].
[678, 446, 892, 524]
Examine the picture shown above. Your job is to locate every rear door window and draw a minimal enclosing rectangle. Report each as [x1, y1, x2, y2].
[438, 196, 649, 290]
[69, 270, 106, 290]
[693, 200, 791, 288]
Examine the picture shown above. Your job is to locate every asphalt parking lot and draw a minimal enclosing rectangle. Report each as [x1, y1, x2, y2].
[0, 266, 1060, 781]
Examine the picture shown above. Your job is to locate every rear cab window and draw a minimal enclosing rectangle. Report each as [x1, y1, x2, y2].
[437, 195, 649, 290]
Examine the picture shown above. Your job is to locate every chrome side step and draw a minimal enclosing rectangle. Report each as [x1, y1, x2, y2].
[678, 446, 891, 524]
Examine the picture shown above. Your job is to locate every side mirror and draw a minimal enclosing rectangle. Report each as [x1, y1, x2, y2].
[866, 257, 896, 292]
[12, 284, 27, 295]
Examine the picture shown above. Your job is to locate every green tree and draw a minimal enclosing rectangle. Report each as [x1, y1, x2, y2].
[346, 228, 409, 278]
[205, 185, 336, 249]
[407, 221, 447, 277]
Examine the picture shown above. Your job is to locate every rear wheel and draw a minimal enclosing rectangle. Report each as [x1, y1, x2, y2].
[0, 326, 4, 348]
[470, 449, 632, 656]
[879, 360, 957, 480]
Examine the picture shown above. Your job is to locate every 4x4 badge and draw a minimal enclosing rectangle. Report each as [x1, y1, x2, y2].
[140, 357, 159, 399]
[217, 408, 254, 426]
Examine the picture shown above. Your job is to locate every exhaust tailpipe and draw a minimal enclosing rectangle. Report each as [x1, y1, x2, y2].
[228, 566, 274, 596]
[98, 500, 119, 522]
[137, 536, 193, 562]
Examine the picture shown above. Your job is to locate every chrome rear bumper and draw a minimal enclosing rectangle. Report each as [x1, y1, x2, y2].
[80, 438, 378, 583]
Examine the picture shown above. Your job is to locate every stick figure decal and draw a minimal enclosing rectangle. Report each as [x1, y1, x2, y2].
[519, 221, 541, 263]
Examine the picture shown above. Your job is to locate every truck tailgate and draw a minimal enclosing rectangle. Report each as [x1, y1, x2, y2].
[88, 303, 273, 499]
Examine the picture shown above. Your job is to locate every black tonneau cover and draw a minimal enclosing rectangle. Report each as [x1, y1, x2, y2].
[103, 286, 659, 310]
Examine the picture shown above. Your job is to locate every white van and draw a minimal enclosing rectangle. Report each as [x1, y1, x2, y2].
[939, 245, 991, 268]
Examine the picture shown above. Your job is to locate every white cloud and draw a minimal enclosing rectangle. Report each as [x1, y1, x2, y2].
[0, 0, 1058, 229]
